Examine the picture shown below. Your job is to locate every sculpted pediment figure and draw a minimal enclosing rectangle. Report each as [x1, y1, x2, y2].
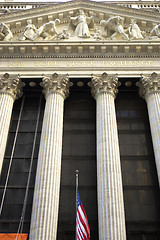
[100, 16, 129, 40]
[69, 9, 95, 38]
[19, 20, 37, 41]
[128, 19, 144, 40]
[32, 19, 60, 41]
[150, 24, 160, 39]
[19, 19, 60, 41]
[100, 17, 144, 40]
[0, 22, 13, 41]
[0, 0, 159, 42]
[58, 29, 70, 40]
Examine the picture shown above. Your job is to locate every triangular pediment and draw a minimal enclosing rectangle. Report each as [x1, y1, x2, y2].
[0, 0, 160, 42]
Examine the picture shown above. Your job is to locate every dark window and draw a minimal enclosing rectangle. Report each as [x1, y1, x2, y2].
[116, 83, 160, 239]
[58, 79, 98, 240]
[0, 80, 44, 233]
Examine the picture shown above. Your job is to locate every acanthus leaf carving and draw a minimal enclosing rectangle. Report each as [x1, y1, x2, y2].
[41, 73, 72, 99]
[138, 72, 160, 99]
[0, 73, 24, 99]
[88, 72, 118, 99]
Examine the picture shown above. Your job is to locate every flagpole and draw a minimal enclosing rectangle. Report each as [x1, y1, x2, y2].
[75, 169, 79, 240]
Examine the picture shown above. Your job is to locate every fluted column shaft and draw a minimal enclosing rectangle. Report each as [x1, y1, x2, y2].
[138, 72, 160, 184]
[0, 73, 23, 175]
[89, 73, 126, 240]
[29, 73, 71, 240]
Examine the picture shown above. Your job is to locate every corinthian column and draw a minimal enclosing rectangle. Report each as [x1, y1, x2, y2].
[89, 73, 126, 240]
[29, 73, 71, 240]
[0, 73, 23, 175]
[138, 72, 160, 184]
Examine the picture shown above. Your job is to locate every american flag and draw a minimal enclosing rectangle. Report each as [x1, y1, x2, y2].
[76, 188, 90, 240]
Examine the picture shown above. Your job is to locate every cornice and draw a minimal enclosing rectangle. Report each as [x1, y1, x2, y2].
[0, 0, 160, 23]
[0, 41, 159, 59]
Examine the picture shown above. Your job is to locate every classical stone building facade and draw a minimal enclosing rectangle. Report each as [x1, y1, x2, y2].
[0, 0, 160, 239]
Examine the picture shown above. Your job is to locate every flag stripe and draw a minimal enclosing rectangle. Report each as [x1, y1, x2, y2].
[77, 215, 87, 239]
[79, 205, 90, 233]
[76, 188, 90, 240]
[78, 210, 89, 237]
[77, 224, 83, 240]
[77, 218, 86, 238]
[77, 212, 88, 239]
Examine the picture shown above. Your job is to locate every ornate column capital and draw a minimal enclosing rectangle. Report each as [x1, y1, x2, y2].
[88, 72, 118, 99]
[41, 73, 72, 99]
[138, 72, 160, 99]
[0, 73, 24, 100]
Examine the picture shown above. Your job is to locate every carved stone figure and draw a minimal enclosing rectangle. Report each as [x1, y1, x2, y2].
[94, 30, 102, 40]
[100, 16, 129, 40]
[33, 19, 60, 40]
[100, 20, 109, 38]
[0, 22, 13, 41]
[58, 29, 70, 40]
[150, 24, 160, 39]
[69, 10, 94, 38]
[20, 20, 37, 41]
[128, 19, 143, 40]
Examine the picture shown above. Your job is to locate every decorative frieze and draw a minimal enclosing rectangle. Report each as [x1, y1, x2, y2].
[0, 73, 24, 100]
[0, 0, 159, 32]
[0, 1, 160, 44]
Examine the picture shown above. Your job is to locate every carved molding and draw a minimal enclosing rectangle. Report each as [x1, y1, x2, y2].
[41, 73, 72, 99]
[138, 72, 160, 99]
[0, 73, 24, 99]
[89, 72, 118, 99]
[0, 0, 160, 24]
[0, 41, 159, 59]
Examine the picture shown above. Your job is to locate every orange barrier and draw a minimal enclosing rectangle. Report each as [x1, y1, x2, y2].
[0, 234, 28, 240]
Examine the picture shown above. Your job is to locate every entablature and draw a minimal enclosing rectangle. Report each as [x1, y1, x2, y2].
[0, 57, 160, 79]
[0, 41, 159, 58]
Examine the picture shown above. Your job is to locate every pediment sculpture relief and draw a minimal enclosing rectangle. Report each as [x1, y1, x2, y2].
[0, 22, 13, 41]
[100, 16, 129, 40]
[33, 19, 60, 41]
[150, 24, 160, 39]
[0, 10, 160, 42]
[100, 17, 144, 40]
[69, 9, 95, 38]
[94, 30, 102, 40]
[19, 20, 37, 41]
[128, 19, 144, 40]
[19, 19, 60, 41]
[58, 29, 70, 40]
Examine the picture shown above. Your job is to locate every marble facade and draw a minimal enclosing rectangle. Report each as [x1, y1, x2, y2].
[0, 0, 160, 239]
